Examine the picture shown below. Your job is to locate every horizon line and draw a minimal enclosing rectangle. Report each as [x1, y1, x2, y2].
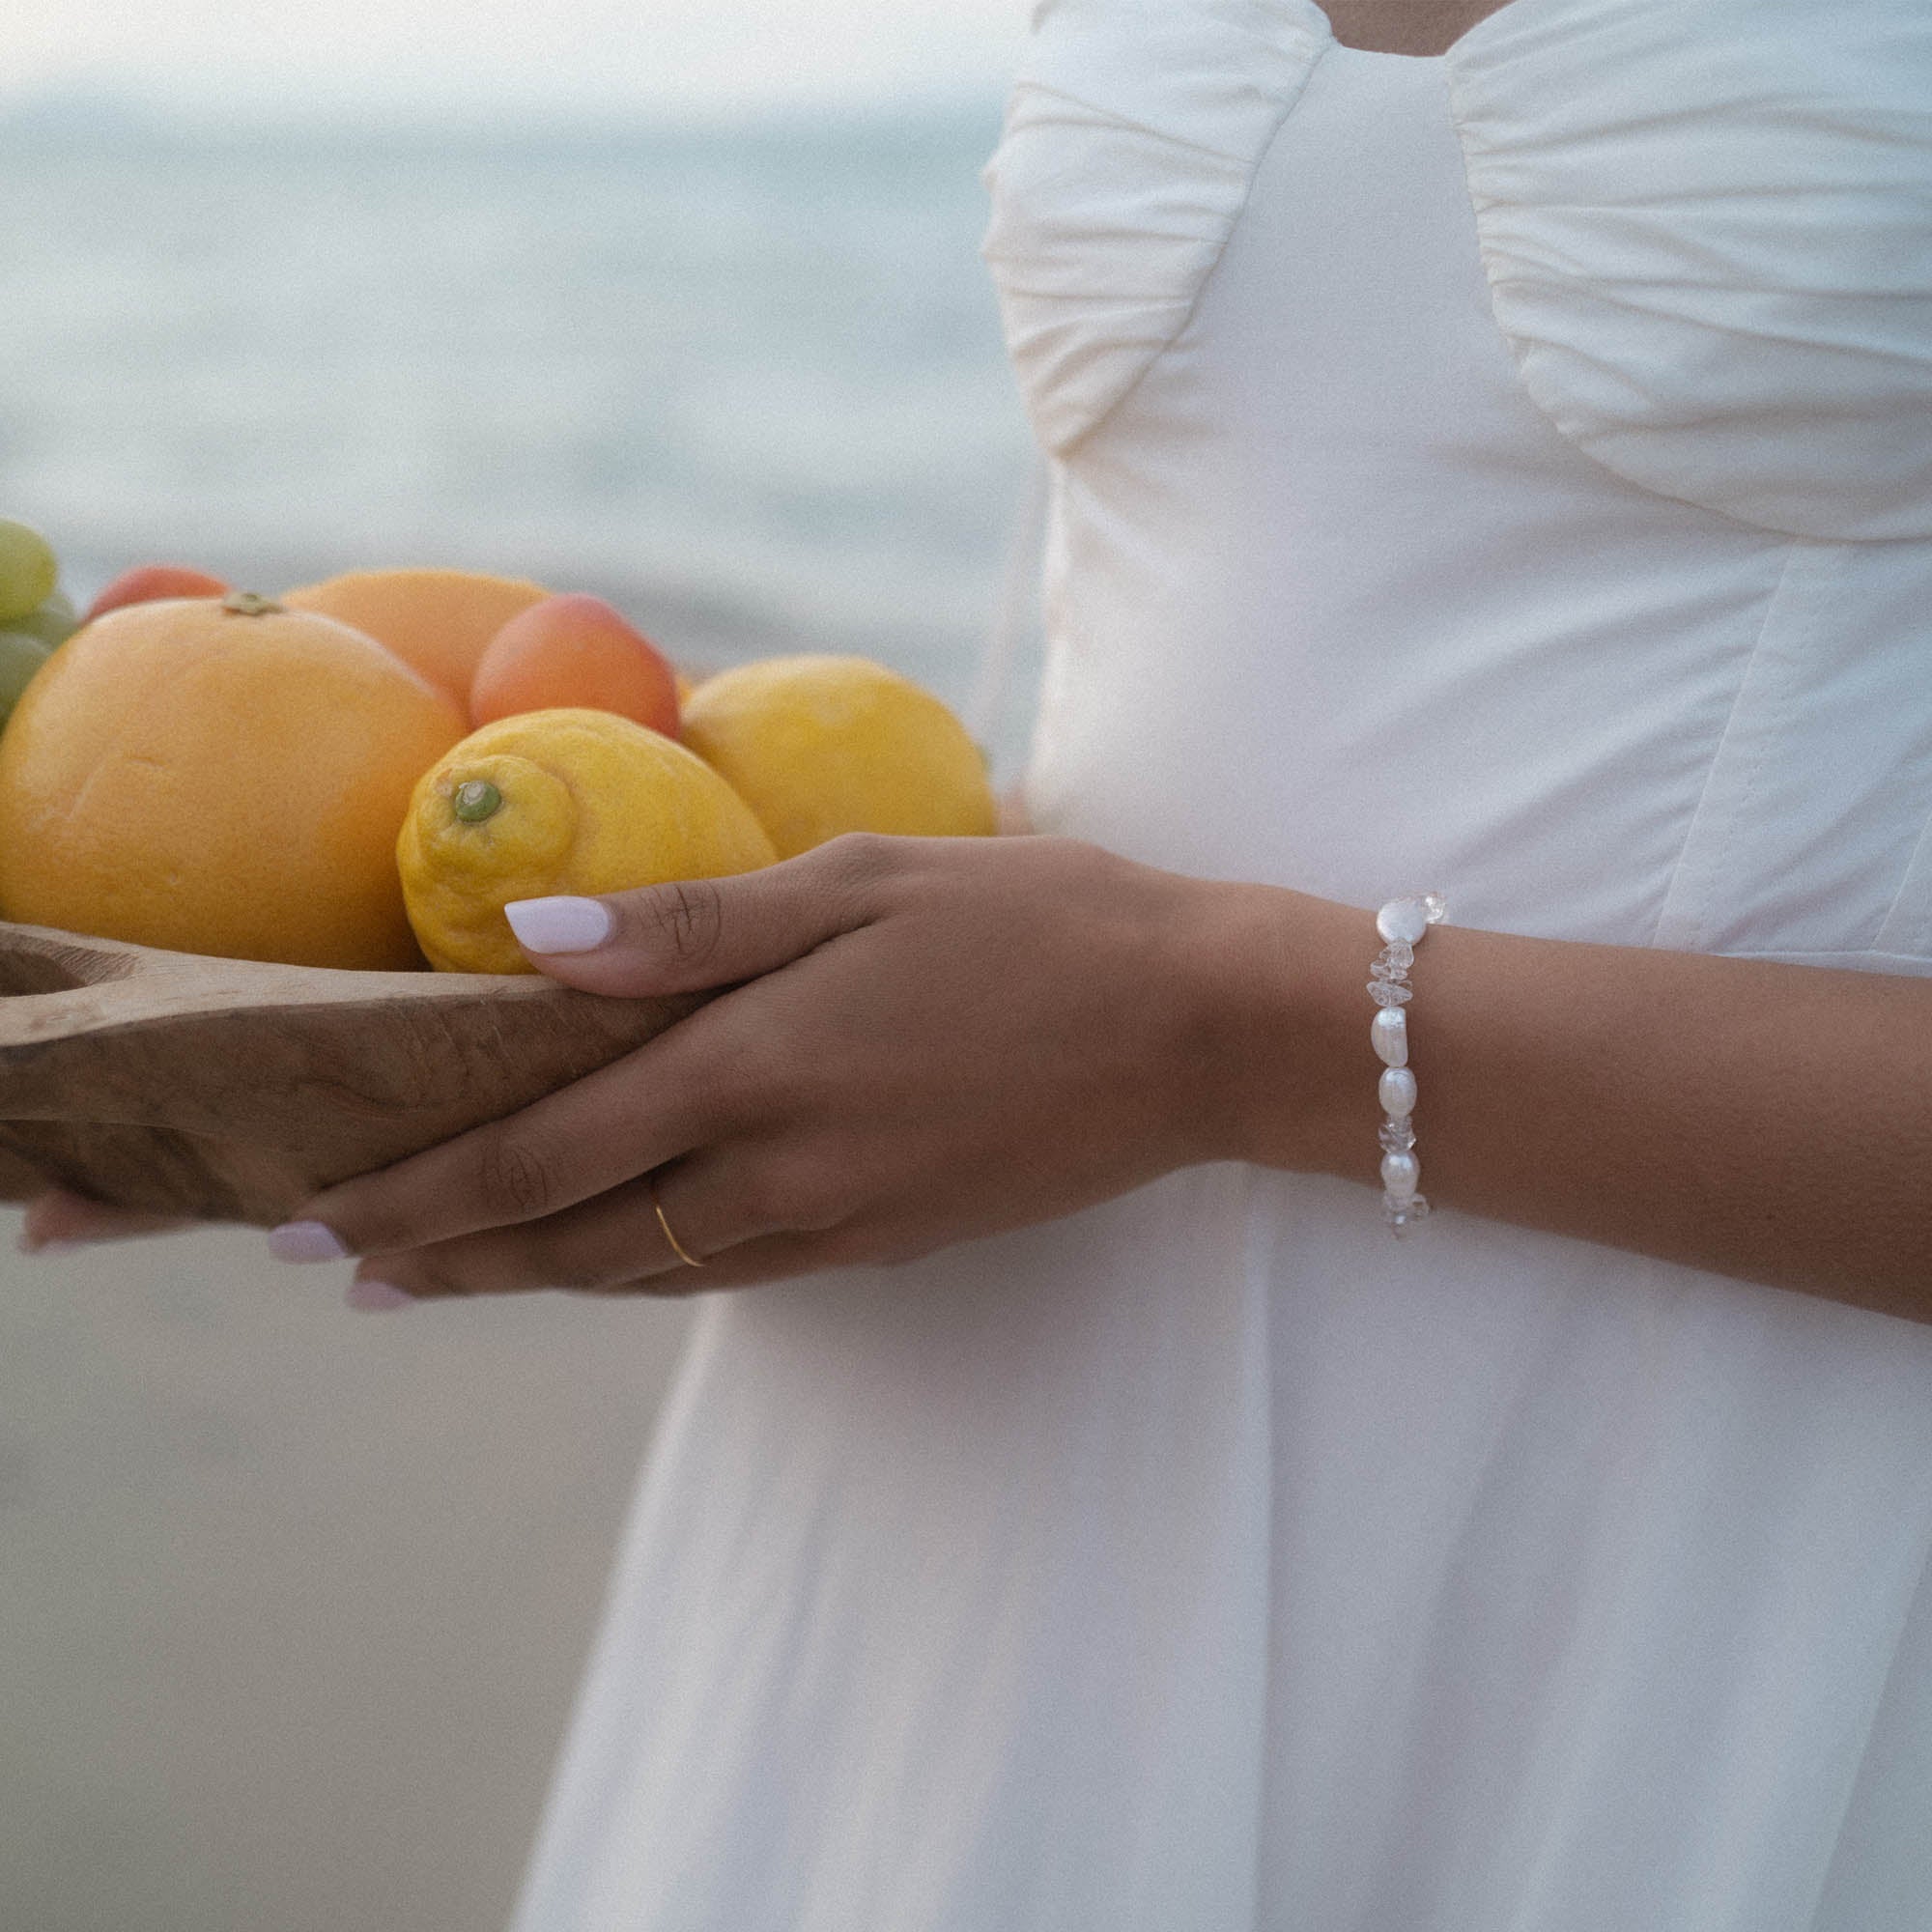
[0, 73, 1013, 137]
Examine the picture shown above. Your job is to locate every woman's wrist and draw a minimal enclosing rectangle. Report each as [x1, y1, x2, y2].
[1185, 874, 1932, 1313]
[1183, 881, 1372, 1180]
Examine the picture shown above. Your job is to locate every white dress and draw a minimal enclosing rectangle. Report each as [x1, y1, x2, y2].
[513, 0, 1932, 1924]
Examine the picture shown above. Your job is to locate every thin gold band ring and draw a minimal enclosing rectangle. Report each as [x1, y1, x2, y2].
[649, 1179, 704, 1269]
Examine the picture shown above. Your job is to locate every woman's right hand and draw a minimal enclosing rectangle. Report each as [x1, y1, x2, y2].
[19, 1188, 188, 1252]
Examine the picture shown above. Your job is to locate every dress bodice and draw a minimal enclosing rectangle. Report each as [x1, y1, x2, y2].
[983, 0, 1932, 969]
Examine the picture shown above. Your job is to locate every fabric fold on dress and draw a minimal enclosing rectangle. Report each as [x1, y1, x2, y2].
[1449, 0, 1932, 539]
[981, 0, 1329, 454]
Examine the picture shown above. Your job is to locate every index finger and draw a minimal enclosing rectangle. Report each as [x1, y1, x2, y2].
[270, 1020, 726, 1263]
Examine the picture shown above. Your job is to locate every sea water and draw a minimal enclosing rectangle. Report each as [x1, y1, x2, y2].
[0, 102, 1040, 764]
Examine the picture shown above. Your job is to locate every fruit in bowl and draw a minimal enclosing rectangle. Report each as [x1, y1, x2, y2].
[0, 520, 81, 730]
[84, 563, 231, 620]
[398, 708, 776, 974]
[283, 567, 549, 708]
[680, 654, 996, 859]
[0, 518, 60, 624]
[10, 590, 79, 652]
[0, 523, 1008, 1221]
[469, 593, 681, 736]
[0, 591, 466, 970]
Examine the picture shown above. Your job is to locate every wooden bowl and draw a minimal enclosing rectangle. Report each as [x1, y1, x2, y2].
[0, 921, 703, 1225]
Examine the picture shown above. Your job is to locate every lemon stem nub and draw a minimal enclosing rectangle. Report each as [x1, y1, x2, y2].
[220, 591, 283, 617]
[453, 779, 503, 823]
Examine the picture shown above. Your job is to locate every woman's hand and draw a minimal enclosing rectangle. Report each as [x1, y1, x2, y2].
[278, 835, 1261, 1304]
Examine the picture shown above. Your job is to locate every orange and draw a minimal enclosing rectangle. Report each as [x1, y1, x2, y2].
[469, 593, 680, 736]
[282, 568, 549, 706]
[0, 592, 467, 969]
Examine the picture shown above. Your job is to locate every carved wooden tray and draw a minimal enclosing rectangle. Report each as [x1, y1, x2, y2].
[0, 921, 700, 1226]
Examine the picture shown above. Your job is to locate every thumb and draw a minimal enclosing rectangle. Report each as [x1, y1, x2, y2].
[501, 843, 883, 997]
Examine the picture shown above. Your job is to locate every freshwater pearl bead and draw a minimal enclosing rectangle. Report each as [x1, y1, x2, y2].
[1377, 896, 1432, 946]
[1380, 1151, 1420, 1197]
[1372, 1006, 1408, 1066]
[1378, 1065, 1417, 1117]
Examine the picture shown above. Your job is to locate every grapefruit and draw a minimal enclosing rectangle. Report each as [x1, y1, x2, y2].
[0, 592, 467, 969]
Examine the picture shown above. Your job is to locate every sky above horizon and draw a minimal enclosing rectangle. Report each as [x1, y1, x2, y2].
[1, 0, 1031, 119]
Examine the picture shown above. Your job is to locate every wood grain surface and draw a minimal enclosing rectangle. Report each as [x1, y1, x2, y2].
[0, 922, 703, 1224]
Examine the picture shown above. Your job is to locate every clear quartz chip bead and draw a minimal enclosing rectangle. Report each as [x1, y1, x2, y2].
[1375, 938, 1414, 974]
[1385, 1192, 1431, 1235]
[1369, 978, 1413, 1007]
[1378, 1119, 1415, 1153]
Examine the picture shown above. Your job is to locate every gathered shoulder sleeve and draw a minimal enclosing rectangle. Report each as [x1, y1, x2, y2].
[980, 0, 1327, 457]
[1449, 0, 1932, 541]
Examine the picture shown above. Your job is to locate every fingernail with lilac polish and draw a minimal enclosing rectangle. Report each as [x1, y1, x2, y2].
[504, 895, 613, 954]
[346, 1279, 413, 1313]
[268, 1220, 350, 1264]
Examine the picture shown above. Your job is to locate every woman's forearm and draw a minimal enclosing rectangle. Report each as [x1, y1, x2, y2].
[1211, 887, 1932, 1320]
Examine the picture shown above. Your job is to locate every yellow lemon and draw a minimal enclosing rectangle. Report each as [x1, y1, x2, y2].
[679, 655, 996, 860]
[397, 707, 777, 974]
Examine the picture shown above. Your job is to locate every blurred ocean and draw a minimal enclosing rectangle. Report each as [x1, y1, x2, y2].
[0, 99, 1040, 760]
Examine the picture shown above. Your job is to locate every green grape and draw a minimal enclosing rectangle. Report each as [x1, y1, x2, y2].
[0, 629, 52, 725]
[15, 591, 77, 650]
[0, 521, 59, 625]
[13, 589, 78, 651]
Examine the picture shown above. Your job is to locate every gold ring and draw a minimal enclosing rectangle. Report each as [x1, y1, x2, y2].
[650, 1181, 703, 1268]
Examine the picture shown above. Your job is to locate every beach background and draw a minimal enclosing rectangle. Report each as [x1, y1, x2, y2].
[0, 52, 1037, 1932]
[0, 99, 1039, 751]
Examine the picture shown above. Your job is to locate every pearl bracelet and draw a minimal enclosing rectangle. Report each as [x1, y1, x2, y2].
[1369, 892, 1447, 1236]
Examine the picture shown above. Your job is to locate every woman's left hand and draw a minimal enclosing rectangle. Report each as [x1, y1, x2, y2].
[282, 834, 1270, 1304]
